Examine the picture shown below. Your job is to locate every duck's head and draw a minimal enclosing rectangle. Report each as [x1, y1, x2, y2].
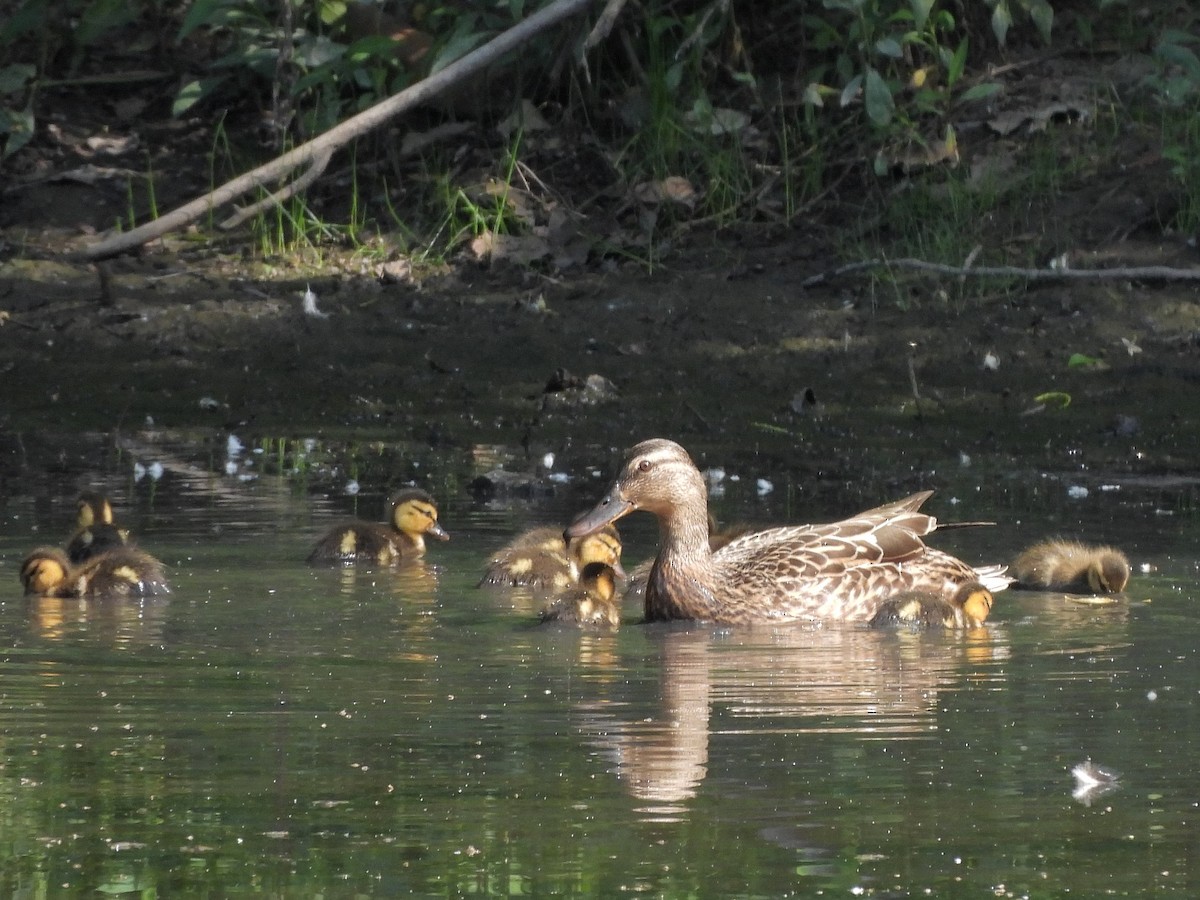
[1088, 550, 1130, 593]
[566, 439, 706, 537]
[569, 524, 626, 579]
[954, 581, 994, 624]
[390, 489, 450, 541]
[20, 548, 72, 595]
[76, 491, 114, 528]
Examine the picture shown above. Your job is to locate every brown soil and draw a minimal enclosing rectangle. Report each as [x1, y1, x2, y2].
[3, 54, 1200, 493]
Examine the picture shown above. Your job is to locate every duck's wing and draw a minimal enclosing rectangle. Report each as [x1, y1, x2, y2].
[715, 491, 938, 570]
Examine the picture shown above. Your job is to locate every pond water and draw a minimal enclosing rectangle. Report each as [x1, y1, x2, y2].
[1, 433, 1199, 896]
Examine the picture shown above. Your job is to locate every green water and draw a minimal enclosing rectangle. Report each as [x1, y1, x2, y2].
[1, 442, 1198, 897]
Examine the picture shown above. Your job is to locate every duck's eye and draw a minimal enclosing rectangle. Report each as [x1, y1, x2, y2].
[637, 459, 652, 473]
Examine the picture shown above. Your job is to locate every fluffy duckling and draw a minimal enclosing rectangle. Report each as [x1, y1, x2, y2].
[67, 522, 131, 564]
[66, 491, 125, 563]
[539, 562, 622, 628]
[1011, 540, 1130, 594]
[21, 546, 170, 599]
[307, 488, 449, 565]
[868, 581, 994, 629]
[478, 524, 624, 590]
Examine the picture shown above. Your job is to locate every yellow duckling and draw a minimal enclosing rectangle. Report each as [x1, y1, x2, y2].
[307, 488, 449, 565]
[478, 524, 624, 590]
[21, 546, 170, 599]
[1011, 539, 1130, 594]
[66, 491, 127, 563]
[539, 562, 622, 628]
[565, 439, 1010, 625]
[868, 581, 994, 629]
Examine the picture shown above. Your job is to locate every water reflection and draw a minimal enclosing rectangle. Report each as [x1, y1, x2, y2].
[25, 595, 169, 646]
[579, 623, 1010, 820]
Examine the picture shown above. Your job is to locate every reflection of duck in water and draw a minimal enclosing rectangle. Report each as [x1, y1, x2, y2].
[1011, 540, 1130, 594]
[566, 439, 1009, 624]
[307, 489, 449, 565]
[868, 581, 994, 629]
[573, 623, 1007, 817]
[479, 525, 624, 590]
[21, 546, 170, 598]
[67, 492, 129, 563]
[540, 562, 622, 628]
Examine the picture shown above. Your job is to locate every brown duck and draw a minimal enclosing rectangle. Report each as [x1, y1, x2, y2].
[565, 439, 1010, 624]
[307, 488, 449, 565]
[1011, 539, 1130, 593]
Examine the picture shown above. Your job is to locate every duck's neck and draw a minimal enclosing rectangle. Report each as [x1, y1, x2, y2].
[645, 502, 719, 621]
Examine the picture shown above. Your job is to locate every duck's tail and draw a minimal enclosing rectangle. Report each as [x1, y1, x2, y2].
[973, 564, 1013, 593]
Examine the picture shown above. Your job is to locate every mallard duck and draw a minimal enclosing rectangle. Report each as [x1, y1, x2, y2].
[868, 581, 994, 628]
[564, 439, 1010, 624]
[478, 524, 624, 589]
[1011, 539, 1130, 593]
[539, 562, 622, 628]
[624, 514, 751, 602]
[66, 492, 127, 563]
[307, 488, 449, 565]
[21, 546, 170, 598]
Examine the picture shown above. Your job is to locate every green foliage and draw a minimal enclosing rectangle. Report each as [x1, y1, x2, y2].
[0, 63, 36, 157]
[1144, 28, 1200, 233]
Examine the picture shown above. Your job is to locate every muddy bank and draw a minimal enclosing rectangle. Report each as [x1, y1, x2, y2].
[3, 233, 1199, 498]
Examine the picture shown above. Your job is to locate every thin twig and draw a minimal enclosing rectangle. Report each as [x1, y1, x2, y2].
[801, 257, 1200, 289]
[82, 0, 599, 260]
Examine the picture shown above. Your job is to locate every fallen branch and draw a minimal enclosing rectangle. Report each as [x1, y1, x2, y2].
[82, 0, 598, 260]
[220, 150, 333, 230]
[801, 257, 1200, 289]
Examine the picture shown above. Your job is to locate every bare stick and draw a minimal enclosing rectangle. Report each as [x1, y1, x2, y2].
[82, 0, 599, 260]
[219, 150, 333, 229]
[801, 257, 1200, 289]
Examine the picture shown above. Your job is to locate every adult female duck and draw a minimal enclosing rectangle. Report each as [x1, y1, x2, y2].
[565, 439, 1009, 624]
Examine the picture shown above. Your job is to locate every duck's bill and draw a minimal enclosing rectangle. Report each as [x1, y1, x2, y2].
[428, 523, 450, 541]
[564, 492, 634, 539]
[611, 558, 628, 580]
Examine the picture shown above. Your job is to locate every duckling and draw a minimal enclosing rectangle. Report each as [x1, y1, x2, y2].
[565, 439, 1010, 624]
[21, 547, 75, 597]
[67, 522, 131, 564]
[75, 491, 114, 529]
[868, 581, 994, 629]
[66, 491, 126, 563]
[539, 562, 622, 628]
[1011, 539, 1130, 594]
[478, 524, 624, 590]
[307, 488, 449, 565]
[21, 546, 170, 598]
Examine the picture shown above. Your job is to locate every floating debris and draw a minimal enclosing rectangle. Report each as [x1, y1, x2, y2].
[1072, 759, 1121, 806]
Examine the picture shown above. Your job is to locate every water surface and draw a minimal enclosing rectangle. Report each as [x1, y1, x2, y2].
[1, 440, 1197, 896]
